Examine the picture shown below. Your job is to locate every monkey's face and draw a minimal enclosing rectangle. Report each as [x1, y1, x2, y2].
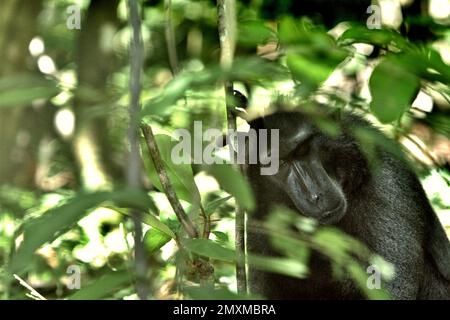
[251, 112, 349, 224]
[274, 136, 347, 224]
[272, 139, 347, 223]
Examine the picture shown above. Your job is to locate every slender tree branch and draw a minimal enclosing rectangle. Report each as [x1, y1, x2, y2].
[217, 0, 247, 294]
[141, 125, 199, 238]
[199, 203, 210, 238]
[127, 0, 148, 300]
[403, 133, 440, 167]
[164, 0, 179, 76]
[217, 0, 236, 70]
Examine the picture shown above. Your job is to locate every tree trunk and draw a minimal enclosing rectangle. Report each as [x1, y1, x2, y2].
[73, 0, 121, 190]
[0, 0, 44, 187]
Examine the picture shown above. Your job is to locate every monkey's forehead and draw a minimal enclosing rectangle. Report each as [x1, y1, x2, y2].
[250, 112, 319, 156]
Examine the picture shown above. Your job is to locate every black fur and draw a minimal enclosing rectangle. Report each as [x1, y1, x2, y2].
[247, 110, 450, 300]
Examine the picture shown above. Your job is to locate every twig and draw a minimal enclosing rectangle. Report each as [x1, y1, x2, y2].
[217, 0, 247, 295]
[127, 0, 148, 300]
[164, 0, 179, 75]
[199, 203, 210, 238]
[13, 274, 46, 300]
[141, 125, 199, 238]
[403, 133, 440, 167]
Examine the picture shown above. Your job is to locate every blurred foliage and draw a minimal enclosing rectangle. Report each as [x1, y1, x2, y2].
[0, 0, 449, 300]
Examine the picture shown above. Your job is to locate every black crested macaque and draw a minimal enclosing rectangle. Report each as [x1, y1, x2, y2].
[246, 109, 450, 300]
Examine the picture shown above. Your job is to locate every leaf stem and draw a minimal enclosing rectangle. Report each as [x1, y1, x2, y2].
[217, 0, 247, 295]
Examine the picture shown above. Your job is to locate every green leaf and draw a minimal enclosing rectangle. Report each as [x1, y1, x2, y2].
[8, 190, 155, 274]
[423, 111, 450, 139]
[141, 69, 218, 117]
[279, 18, 348, 91]
[347, 262, 391, 300]
[141, 58, 288, 118]
[286, 47, 347, 90]
[183, 238, 235, 263]
[278, 16, 303, 44]
[369, 56, 420, 123]
[338, 26, 409, 50]
[113, 206, 176, 239]
[247, 254, 309, 279]
[142, 134, 201, 205]
[211, 231, 229, 244]
[0, 75, 60, 108]
[111, 189, 158, 213]
[287, 54, 334, 86]
[68, 271, 131, 300]
[144, 228, 172, 253]
[143, 214, 177, 239]
[204, 196, 232, 216]
[238, 20, 275, 46]
[206, 164, 255, 211]
[422, 48, 450, 84]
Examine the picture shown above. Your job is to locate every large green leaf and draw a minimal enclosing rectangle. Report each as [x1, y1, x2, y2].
[142, 134, 201, 205]
[206, 164, 255, 211]
[183, 238, 235, 263]
[8, 190, 156, 274]
[369, 55, 420, 123]
[204, 196, 232, 216]
[278, 16, 303, 44]
[109, 206, 176, 239]
[339, 26, 450, 86]
[141, 69, 217, 117]
[144, 228, 172, 253]
[238, 20, 275, 47]
[347, 262, 390, 300]
[68, 271, 131, 300]
[286, 54, 334, 86]
[422, 48, 450, 84]
[0, 75, 60, 108]
[338, 26, 410, 50]
[278, 18, 348, 91]
[247, 254, 308, 279]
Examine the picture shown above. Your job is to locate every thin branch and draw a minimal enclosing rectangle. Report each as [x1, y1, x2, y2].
[127, 0, 148, 300]
[199, 203, 210, 238]
[217, 0, 236, 70]
[403, 133, 440, 167]
[141, 125, 199, 238]
[164, 0, 179, 75]
[217, 0, 247, 295]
